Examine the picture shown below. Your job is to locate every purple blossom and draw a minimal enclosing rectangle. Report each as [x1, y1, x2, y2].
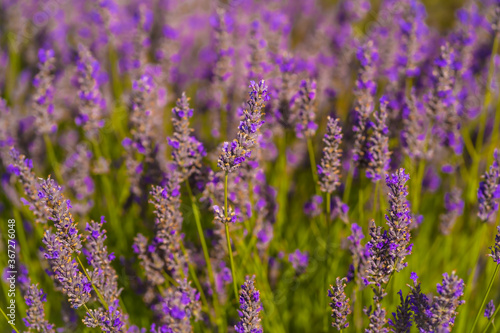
[328, 277, 351, 330]
[235, 276, 263, 333]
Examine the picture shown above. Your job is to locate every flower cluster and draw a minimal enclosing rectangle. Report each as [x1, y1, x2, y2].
[23, 284, 55, 332]
[478, 149, 500, 222]
[293, 79, 318, 139]
[33, 48, 57, 134]
[235, 276, 263, 333]
[328, 277, 351, 330]
[318, 117, 343, 194]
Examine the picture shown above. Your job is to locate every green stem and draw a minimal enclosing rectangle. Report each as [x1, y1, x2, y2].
[0, 307, 20, 333]
[343, 165, 354, 204]
[484, 297, 500, 333]
[43, 134, 63, 184]
[471, 265, 500, 333]
[224, 174, 239, 300]
[307, 137, 320, 194]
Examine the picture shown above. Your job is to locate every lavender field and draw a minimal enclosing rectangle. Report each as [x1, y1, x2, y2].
[1, 0, 500, 332]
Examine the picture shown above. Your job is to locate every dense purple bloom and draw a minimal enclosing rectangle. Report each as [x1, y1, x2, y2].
[33, 48, 57, 134]
[328, 277, 351, 330]
[23, 284, 55, 332]
[218, 80, 269, 173]
[235, 276, 263, 333]
[318, 117, 343, 193]
[407, 272, 432, 332]
[388, 290, 412, 333]
[304, 195, 323, 218]
[478, 149, 500, 222]
[428, 271, 465, 331]
[288, 249, 309, 275]
[292, 79, 317, 139]
[440, 188, 464, 235]
[489, 226, 500, 264]
[366, 96, 391, 182]
[347, 223, 370, 285]
[364, 303, 388, 333]
[485, 300, 495, 320]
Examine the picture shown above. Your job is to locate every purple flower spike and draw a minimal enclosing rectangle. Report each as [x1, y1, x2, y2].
[478, 149, 500, 222]
[235, 276, 263, 333]
[23, 284, 55, 332]
[485, 300, 495, 320]
[328, 277, 351, 330]
[318, 117, 343, 194]
[293, 79, 317, 139]
[33, 48, 57, 134]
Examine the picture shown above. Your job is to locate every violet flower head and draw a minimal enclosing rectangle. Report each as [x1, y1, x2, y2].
[235, 276, 263, 333]
[218, 80, 269, 173]
[388, 290, 412, 333]
[366, 220, 392, 302]
[23, 284, 55, 332]
[288, 249, 309, 275]
[485, 300, 495, 320]
[440, 188, 464, 235]
[347, 223, 370, 285]
[478, 149, 500, 222]
[76, 44, 106, 138]
[384, 168, 412, 272]
[352, 39, 378, 170]
[429, 271, 465, 331]
[42, 230, 92, 308]
[328, 277, 351, 331]
[83, 306, 124, 332]
[158, 278, 201, 332]
[33, 48, 57, 134]
[38, 176, 82, 253]
[168, 92, 206, 181]
[364, 303, 388, 333]
[407, 272, 432, 332]
[318, 117, 343, 194]
[213, 204, 237, 224]
[293, 79, 318, 139]
[7, 148, 48, 224]
[488, 225, 500, 264]
[304, 195, 323, 218]
[366, 96, 391, 182]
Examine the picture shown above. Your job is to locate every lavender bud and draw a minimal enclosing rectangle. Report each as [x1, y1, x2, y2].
[328, 277, 351, 330]
[407, 272, 432, 332]
[235, 276, 263, 333]
[429, 271, 465, 331]
[388, 290, 412, 333]
[478, 149, 500, 222]
[439, 188, 464, 235]
[218, 80, 269, 173]
[318, 117, 343, 194]
[364, 303, 388, 333]
[288, 249, 309, 275]
[213, 205, 237, 224]
[366, 97, 391, 182]
[485, 300, 495, 320]
[293, 79, 318, 139]
[488, 226, 500, 264]
[33, 48, 57, 134]
[23, 284, 55, 332]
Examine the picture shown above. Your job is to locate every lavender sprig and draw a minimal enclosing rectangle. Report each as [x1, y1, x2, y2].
[478, 149, 500, 222]
[328, 277, 351, 331]
[235, 276, 263, 333]
[407, 272, 432, 332]
[318, 117, 343, 194]
[33, 48, 57, 134]
[364, 303, 388, 333]
[388, 290, 412, 333]
[366, 96, 391, 182]
[23, 284, 55, 332]
[488, 225, 500, 264]
[217, 80, 269, 173]
[428, 271, 465, 331]
[485, 300, 495, 320]
[293, 79, 318, 139]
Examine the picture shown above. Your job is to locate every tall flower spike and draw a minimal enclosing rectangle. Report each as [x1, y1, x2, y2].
[385, 168, 412, 272]
[328, 277, 351, 330]
[488, 225, 500, 264]
[42, 230, 92, 308]
[407, 272, 432, 332]
[217, 80, 269, 173]
[388, 290, 412, 333]
[318, 117, 343, 194]
[293, 79, 318, 139]
[235, 276, 263, 333]
[76, 44, 105, 138]
[347, 223, 369, 285]
[364, 303, 388, 333]
[38, 176, 82, 253]
[478, 149, 500, 222]
[429, 271, 465, 331]
[23, 284, 55, 332]
[168, 93, 206, 181]
[366, 220, 392, 302]
[7, 148, 48, 224]
[33, 48, 57, 134]
[352, 40, 378, 169]
[366, 96, 391, 182]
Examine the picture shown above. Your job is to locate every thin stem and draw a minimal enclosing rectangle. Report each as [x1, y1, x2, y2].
[307, 137, 320, 194]
[43, 134, 63, 184]
[326, 192, 331, 223]
[474, 264, 500, 333]
[0, 307, 20, 333]
[76, 256, 108, 310]
[224, 173, 239, 300]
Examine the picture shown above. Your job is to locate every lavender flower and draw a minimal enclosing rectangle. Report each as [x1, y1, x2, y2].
[384, 168, 412, 271]
[83, 306, 124, 332]
[168, 93, 206, 181]
[42, 230, 92, 308]
[366, 96, 391, 182]
[38, 176, 82, 253]
[218, 80, 269, 173]
[328, 277, 351, 330]
[439, 188, 464, 235]
[235, 276, 263, 333]
[7, 148, 48, 224]
[347, 223, 370, 285]
[33, 48, 57, 134]
[364, 303, 388, 333]
[485, 300, 495, 320]
[76, 44, 105, 138]
[488, 226, 500, 264]
[388, 290, 412, 333]
[304, 195, 323, 218]
[478, 149, 500, 222]
[428, 271, 465, 331]
[23, 284, 55, 332]
[366, 220, 392, 302]
[288, 249, 309, 275]
[293, 79, 317, 139]
[407, 272, 432, 332]
[213, 205, 237, 224]
[352, 40, 378, 169]
[318, 117, 343, 194]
